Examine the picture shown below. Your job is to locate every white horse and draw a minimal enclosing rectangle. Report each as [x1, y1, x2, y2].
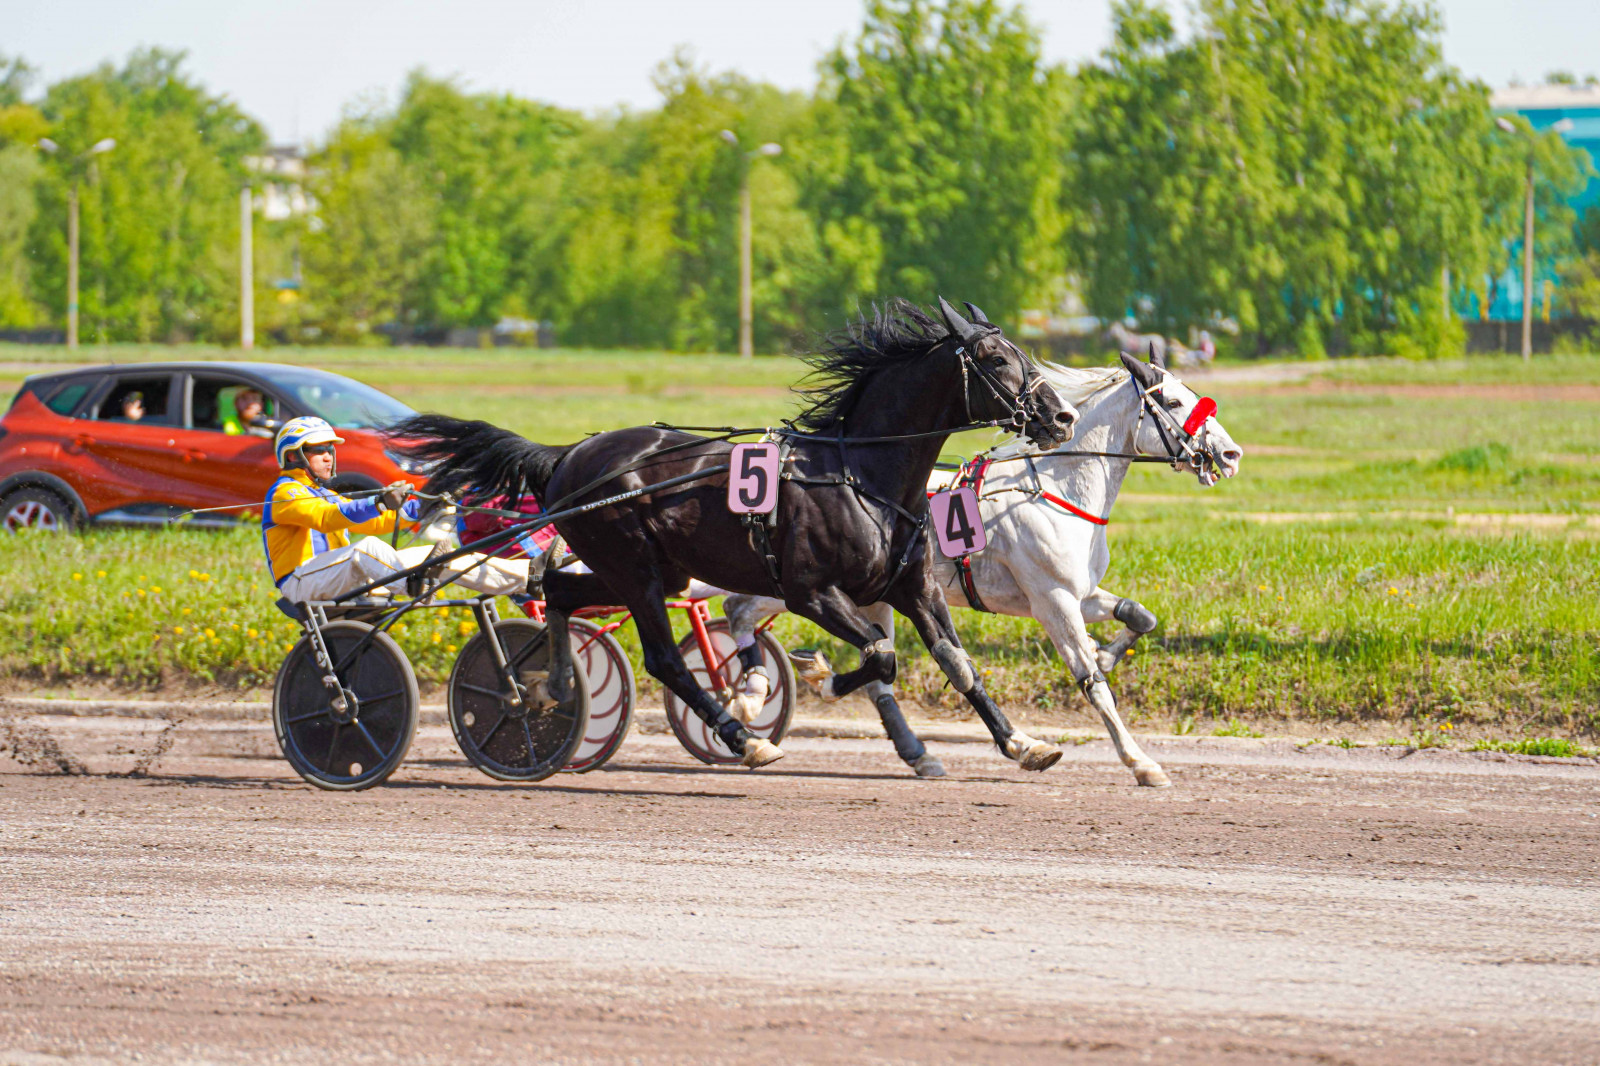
[722, 347, 1243, 785]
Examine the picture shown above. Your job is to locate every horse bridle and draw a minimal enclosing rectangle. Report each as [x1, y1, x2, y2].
[1131, 370, 1218, 476]
[956, 332, 1054, 436]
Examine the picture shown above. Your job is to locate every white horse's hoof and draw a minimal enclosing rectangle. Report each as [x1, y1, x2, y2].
[742, 737, 785, 769]
[911, 753, 946, 779]
[1134, 764, 1171, 788]
[789, 649, 841, 702]
[1005, 733, 1062, 772]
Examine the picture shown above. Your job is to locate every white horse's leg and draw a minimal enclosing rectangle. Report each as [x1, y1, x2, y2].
[1081, 586, 1158, 676]
[1027, 585, 1170, 788]
[859, 603, 944, 778]
[723, 593, 784, 723]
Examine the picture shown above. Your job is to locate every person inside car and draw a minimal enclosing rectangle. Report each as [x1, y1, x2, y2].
[225, 388, 279, 438]
[119, 392, 145, 421]
[264, 416, 537, 604]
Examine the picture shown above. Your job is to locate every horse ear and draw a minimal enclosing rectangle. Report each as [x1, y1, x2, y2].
[937, 296, 984, 346]
[1148, 339, 1167, 370]
[963, 301, 993, 326]
[1119, 350, 1160, 389]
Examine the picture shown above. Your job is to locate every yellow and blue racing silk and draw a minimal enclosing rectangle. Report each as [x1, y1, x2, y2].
[260, 470, 416, 586]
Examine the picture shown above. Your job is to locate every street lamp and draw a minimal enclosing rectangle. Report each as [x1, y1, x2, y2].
[720, 130, 782, 358]
[1495, 115, 1574, 361]
[37, 137, 117, 351]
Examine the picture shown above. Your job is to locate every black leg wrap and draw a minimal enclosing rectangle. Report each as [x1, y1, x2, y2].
[874, 692, 926, 764]
[736, 642, 764, 675]
[1113, 597, 1158, 634]
[717, 718, 753, 754]
[544, 610, 574, 702]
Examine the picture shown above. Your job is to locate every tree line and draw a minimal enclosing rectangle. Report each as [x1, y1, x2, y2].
[0, 0, 1591, 357]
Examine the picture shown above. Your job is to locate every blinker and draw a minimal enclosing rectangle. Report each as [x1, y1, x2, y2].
[1182, 397, 1217, 436]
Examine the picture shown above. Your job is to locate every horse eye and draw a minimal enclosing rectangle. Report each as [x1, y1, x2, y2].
[1166, 398, 1182, 410]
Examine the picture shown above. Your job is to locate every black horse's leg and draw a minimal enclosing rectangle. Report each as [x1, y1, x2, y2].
[885, 580, 1062, 773]
[858, 602, 943, 778]
[541, 570, 623, 704]
[785, 585, 899, 701]
[549, 567, 777, 767]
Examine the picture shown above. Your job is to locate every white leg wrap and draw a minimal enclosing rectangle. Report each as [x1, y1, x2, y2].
[930, 639, 976, 693]
[728, 670, 770, 724]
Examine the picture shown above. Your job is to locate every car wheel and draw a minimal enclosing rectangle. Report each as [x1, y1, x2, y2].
[1, 487, 78, 533]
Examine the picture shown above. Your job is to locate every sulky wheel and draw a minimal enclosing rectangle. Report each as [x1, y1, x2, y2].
[272, 621, 420, 791]
[561, 618, 636, 774]
[447, 618, 590, 783]
[663, 619, 794, 765]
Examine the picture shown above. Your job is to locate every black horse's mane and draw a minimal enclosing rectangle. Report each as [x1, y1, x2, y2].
[792, 299, 951, 432]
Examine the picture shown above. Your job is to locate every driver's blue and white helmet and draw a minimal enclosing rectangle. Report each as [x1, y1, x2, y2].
[273, 416, 345, 469]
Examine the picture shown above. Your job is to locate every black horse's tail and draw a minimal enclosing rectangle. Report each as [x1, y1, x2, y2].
[387, 414, 570, 503]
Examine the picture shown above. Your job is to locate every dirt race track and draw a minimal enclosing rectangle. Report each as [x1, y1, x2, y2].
[2, 717, 1599, 1065]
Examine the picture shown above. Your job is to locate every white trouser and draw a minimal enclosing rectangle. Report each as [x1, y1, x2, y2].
[561, 558, 724, 602]
[279, 538, 529, 603]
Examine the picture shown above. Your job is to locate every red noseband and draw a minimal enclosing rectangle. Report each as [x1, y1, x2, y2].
[1182, 397, 1217, 436]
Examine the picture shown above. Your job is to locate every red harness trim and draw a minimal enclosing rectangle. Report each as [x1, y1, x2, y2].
[1038, 490, 1110, 526]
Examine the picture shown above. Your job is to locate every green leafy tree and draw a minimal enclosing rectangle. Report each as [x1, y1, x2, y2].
[1065, 0, 1584, 357]
[814, 0, 1067, 327]
[28, 48, 265, 341]
[0, 54, 47, 327]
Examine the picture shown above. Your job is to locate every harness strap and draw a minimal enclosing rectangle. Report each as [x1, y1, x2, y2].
[1038, 490, 1110, 526]
[950, 456, 993, 613]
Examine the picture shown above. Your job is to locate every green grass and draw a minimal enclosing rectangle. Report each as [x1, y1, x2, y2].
[1469, 736, 1594, 758]
[3, 344, 1599, 742]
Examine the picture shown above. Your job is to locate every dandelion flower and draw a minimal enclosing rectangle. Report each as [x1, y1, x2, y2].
[284, 643, 294, 653]
[446, 643, 457, 654]
[96, 570, 106, 578]
[189, 569, 200, 579]
[431, 632, 442, 644]
[181, 607, 192, 615]
[1256, 585, 1267, 592]
[230, 622, 239, 630]
[136, 589, 146, 598]
[1387, 587, 1398, 595]
[247, 628, 259, 639]
[173, 626, 184, 635]
[204, 628, 215, 638]
[150, 586, 162, 594]
[457, 620, 472, 636]
[71, 572, 83, 581]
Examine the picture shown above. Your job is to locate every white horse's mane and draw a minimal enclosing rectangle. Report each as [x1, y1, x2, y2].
[986, 362, 1128, 459]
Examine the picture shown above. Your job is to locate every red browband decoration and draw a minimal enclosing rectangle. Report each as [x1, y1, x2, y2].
[1183, 397, 1218, 436]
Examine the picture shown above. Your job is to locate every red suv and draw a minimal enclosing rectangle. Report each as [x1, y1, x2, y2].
[0, 362, 431, 531]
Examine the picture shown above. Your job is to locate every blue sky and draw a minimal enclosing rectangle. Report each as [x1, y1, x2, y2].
[9, 0, 1598, 144]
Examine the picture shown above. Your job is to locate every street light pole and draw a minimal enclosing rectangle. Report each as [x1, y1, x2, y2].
[720, 131, 782, 358]
[240, 186, 254, 350]
[1520, 154, 1534, 362]
[37, 137, 115, 351]
[1495, 115, 1575, 361]
[66, 181, 79, 350]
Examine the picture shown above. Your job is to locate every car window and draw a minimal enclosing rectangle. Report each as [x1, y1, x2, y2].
[254, 367, 415, 430]
[95, 375, 174, 425]
[190, 376, 282, 437]
[46, 381, 92, 416]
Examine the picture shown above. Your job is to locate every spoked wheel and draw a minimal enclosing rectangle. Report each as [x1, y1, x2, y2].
[448, 619, 591, 782]
[561, 618, 636, 774]
[663, 619, 794, 765]
[272, 621, 420, 791]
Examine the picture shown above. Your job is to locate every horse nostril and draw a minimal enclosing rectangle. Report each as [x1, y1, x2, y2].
[1224, 449, 1241, 461]
[1055, 411, 1075, 425]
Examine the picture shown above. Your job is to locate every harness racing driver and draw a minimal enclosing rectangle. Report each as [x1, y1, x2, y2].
[263, 416, 537, 604]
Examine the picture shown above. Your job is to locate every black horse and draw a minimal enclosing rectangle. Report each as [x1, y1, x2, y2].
[393, 298, 1075, 771]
